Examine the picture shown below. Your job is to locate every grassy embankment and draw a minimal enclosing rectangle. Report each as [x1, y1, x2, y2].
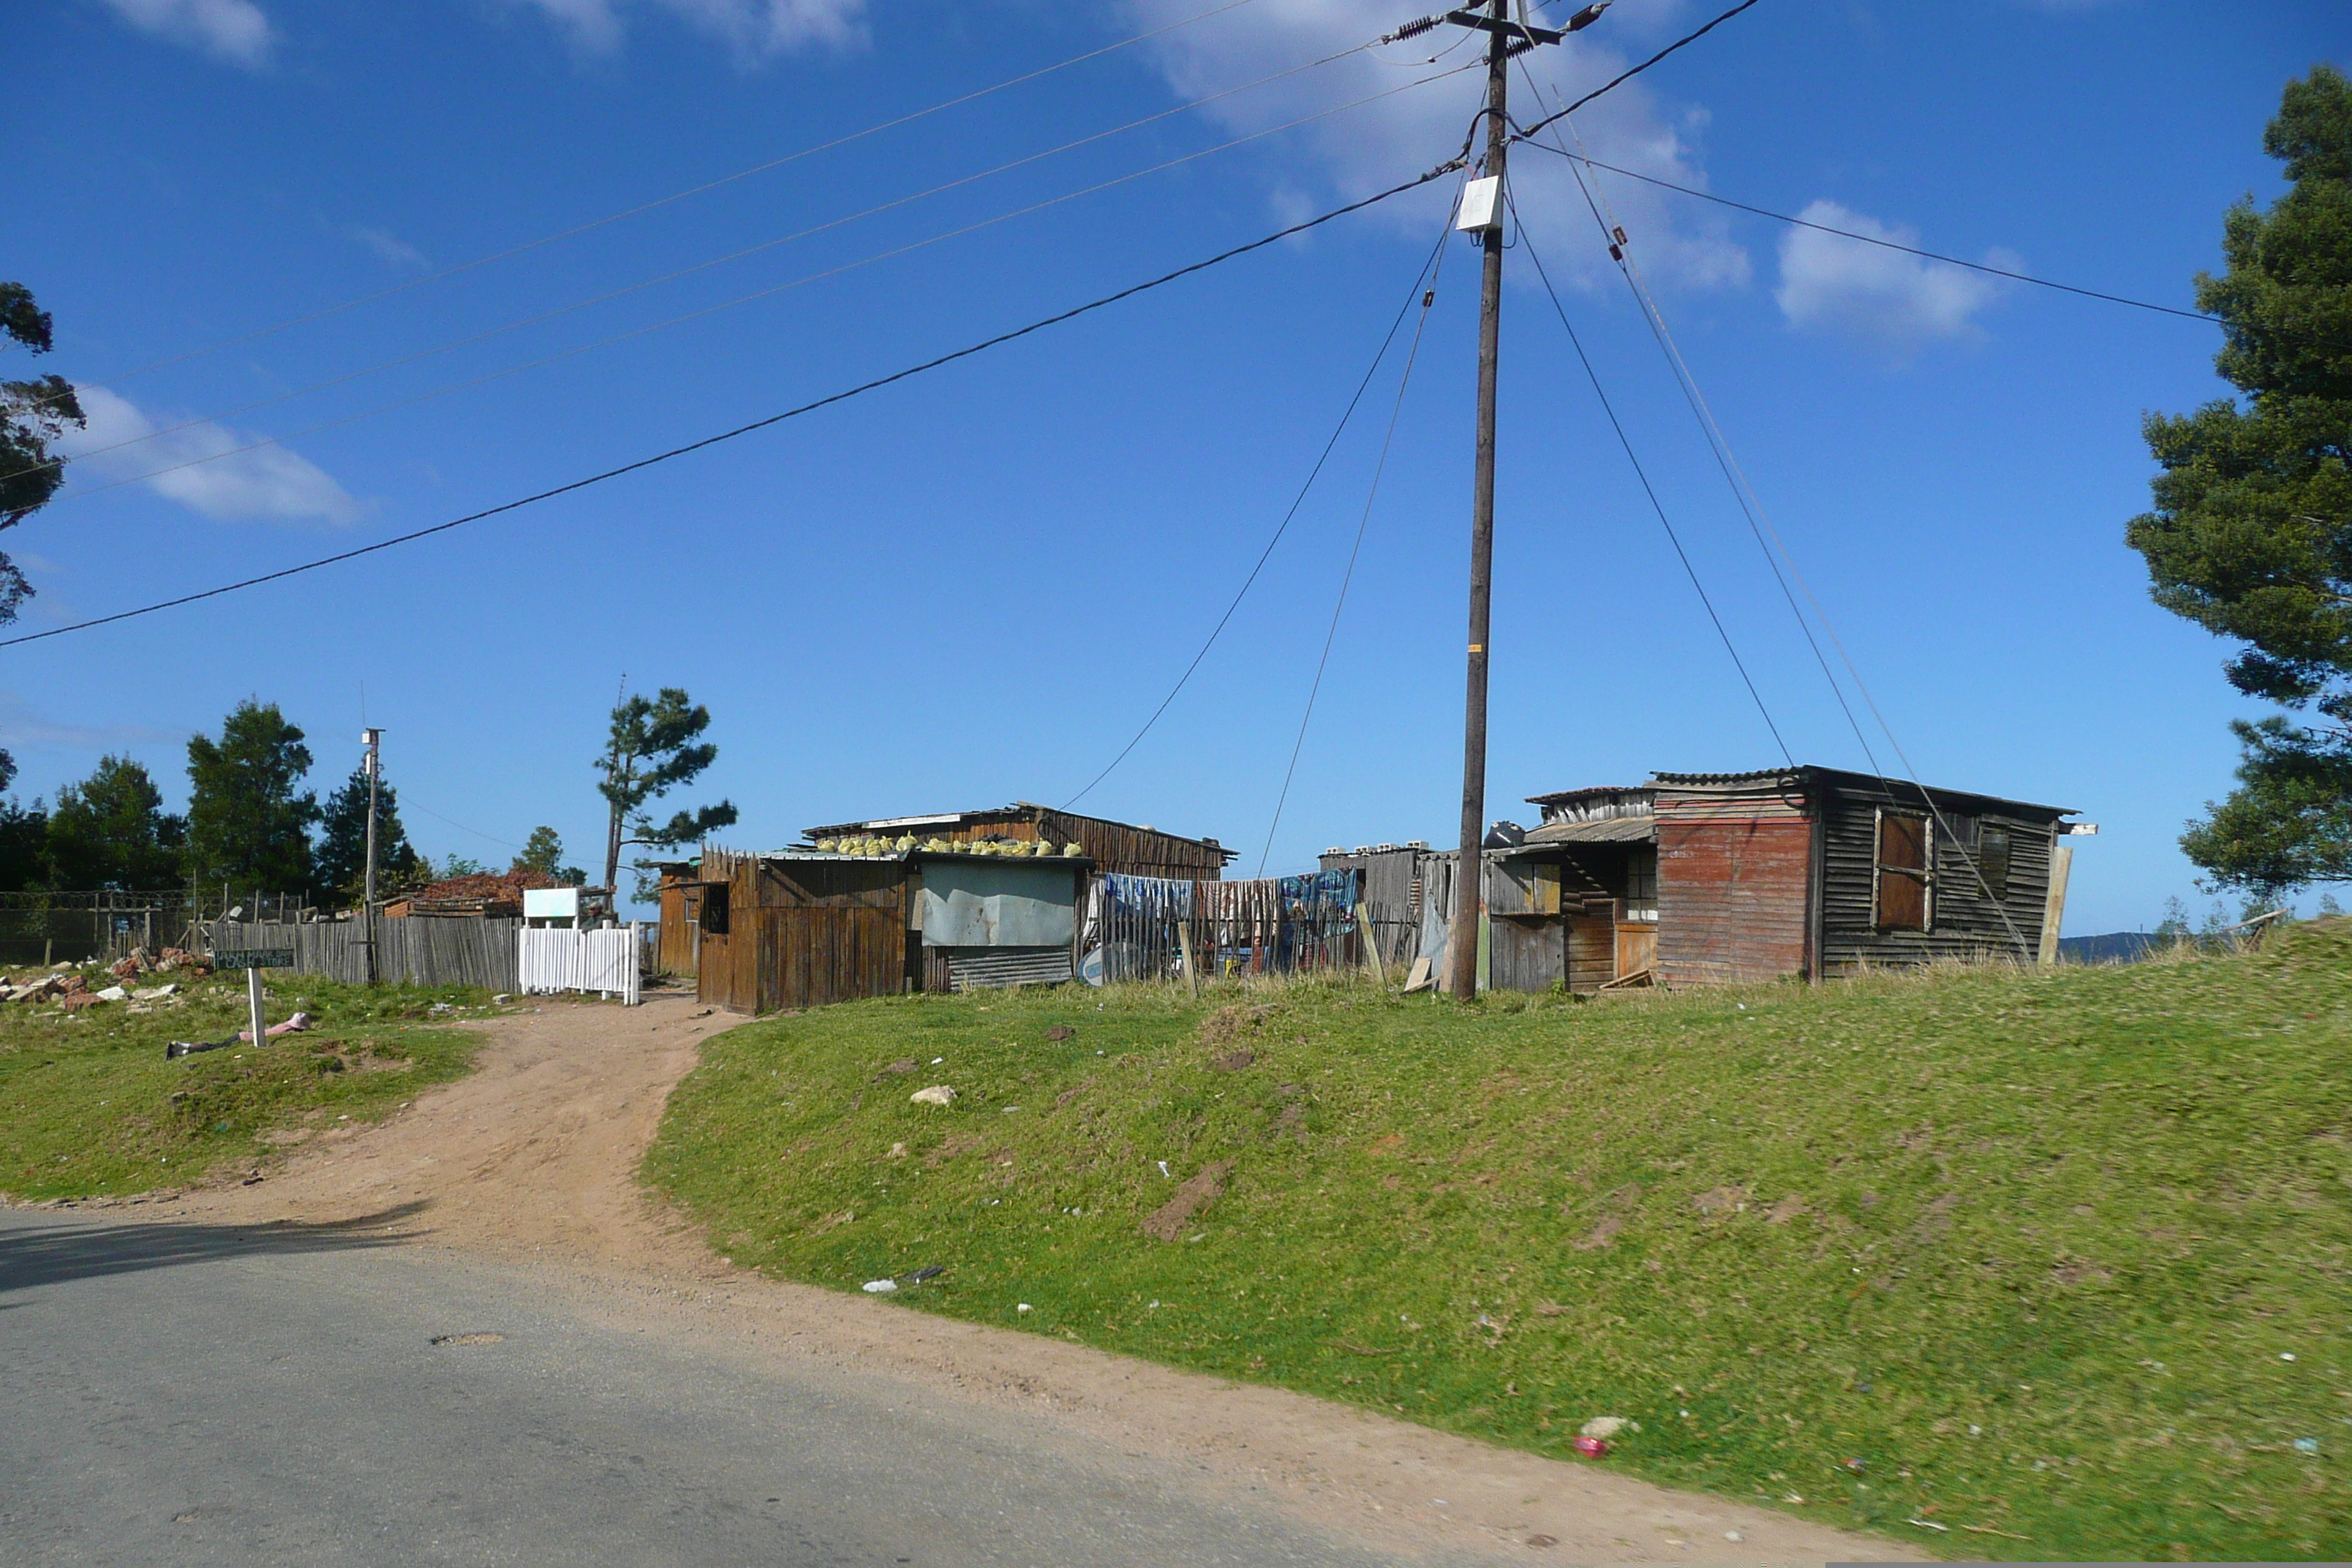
[0, 970, 494, 1201]
[648, 923, 2352, 1560]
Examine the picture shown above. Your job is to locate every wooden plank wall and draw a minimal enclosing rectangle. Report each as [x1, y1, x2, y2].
[211, 918, 523, 992]
[1488, 916, 1564, 990]
[1654, 795, 1816, 987]
[698, 847, 910, 1014]
[1817, 788, 2054, 972]
[756, 905, 903, 1011]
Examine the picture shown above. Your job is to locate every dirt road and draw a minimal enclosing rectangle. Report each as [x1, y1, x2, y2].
[115, 995, 1911, 1564]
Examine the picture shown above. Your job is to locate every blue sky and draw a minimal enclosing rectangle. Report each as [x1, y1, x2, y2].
[7, 0, 2342, 927]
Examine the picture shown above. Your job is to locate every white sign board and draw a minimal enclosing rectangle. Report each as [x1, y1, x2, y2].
[524, 887, 581, 921]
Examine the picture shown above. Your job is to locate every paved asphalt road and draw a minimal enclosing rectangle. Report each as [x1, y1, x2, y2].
[0, 1209, 1434, 1567]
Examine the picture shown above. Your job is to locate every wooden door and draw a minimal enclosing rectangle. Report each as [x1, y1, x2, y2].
[1615, 922, 1656, 980]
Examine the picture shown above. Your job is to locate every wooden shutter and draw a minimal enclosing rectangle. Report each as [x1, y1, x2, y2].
[1875, 812, 1929, 931]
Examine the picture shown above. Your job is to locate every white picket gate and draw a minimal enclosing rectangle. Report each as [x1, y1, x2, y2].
[518, 924, 643, 1005]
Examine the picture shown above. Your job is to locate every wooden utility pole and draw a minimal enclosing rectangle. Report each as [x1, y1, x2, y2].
[1445, 0, 1514, 1001]
[362, 727, 382, 986]
[1436, 0, 1604, 1000]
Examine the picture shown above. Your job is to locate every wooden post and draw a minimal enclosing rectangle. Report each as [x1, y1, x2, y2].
[1175, 916, 1201, 998]
[2038, 844, 2073, 966]
[246, 964, 267, 1049]
[1446, 0, 1512, 1003]
[1356, 902, 1384, 984]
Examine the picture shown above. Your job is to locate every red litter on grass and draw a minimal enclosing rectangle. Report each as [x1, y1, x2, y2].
[1572, 1436, 1610, 1458]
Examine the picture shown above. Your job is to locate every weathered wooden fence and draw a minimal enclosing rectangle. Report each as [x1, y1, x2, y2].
[1084, 870, 1368, 984]
[519, 925, 641, 1004]
[206, 918, 522, 992]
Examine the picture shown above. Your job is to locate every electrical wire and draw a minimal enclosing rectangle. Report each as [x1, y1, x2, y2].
[50, 64, 1485, 510]
[1522, 63, 1874, 774]
[407, 803, 526, 853]
[1508, 192, 1793, 769]
[1257, 221, 1449, 875]
[1061, 216, 1458, 813]
[22, 37, 1390, 484]
[1512, 142, 2277, 340]
[1516, 0, 1765, 140]
[13, 0, 1273, 417]
[0, 159, 1464, 652]
[1521, 84, 2034, 955]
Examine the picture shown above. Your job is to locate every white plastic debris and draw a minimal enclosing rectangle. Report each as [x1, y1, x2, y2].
[1580, 1416, 1629, 1440]
[911, 1085, 955, 1107]
[1017, 1303, 1033, 1313]
[862, 1278, 898, 1294]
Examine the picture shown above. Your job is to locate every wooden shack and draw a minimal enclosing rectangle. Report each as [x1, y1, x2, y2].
[692, 845, 1092, 1014]
[801, 803, 1232, 881]
[1331, 767, 2087, 992]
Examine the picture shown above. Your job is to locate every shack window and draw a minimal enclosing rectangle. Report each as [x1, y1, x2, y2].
[1624, 845, 1658, 922]
[699, 881, 730, 936]
[1973, 826, 2012, 902]
[1874, 811, 1930, 931]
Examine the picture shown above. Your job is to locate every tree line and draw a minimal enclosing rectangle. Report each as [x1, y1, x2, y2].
[0, 685, 735, 906]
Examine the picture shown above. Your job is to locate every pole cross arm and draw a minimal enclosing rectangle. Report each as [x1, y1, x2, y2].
[1442, 9, 1563, 44]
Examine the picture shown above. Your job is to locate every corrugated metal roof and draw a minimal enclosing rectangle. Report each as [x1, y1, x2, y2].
[1650, 766, 2075, 817]
[1523, 785, 1652, 807]
[1523, 816, 1659, 845]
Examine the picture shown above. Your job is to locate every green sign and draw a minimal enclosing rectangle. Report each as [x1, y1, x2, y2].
[214, 949, 294, 970]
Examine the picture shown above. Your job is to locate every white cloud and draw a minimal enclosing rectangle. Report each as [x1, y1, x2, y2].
[509, 0, 864, 59]
[0, 692, 176, 754]
[348, 227, 428, 271]
[62, 386, 361, 527]
[1774, 200, 2015, 348]
[1114, 0, 1749, 293]
[95, 0, 273, 67]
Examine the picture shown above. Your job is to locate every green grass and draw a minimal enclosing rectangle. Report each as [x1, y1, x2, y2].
[647, 922, 2352, 1561]
[0, 969, 496, 1200]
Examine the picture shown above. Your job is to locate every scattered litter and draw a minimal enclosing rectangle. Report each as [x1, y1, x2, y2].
[1570, 1436, 1609, 1458]
[862, 1278, 898, 1294]
[493, 993, 513, 1003]
[132, 984, 177, 1001]
[888, 1142, 908, 1159]
[1725, 1531, 1745, 1542]
[2296, 1437, 2321, 1455]
[1962, 1524, 2031, 1540]
[911, 1085, 955, 1107]
[1842, 1458, 1866, 1474]
[2282, 1352, 2298, 1362]
[932, 1057, 944, 1064]
[900, 1266, 944, 1285]
[1002, 1106, 1020, 1114]
[1157, 1160, 1171, 1178]
[1906, 1519, 1948, 1533]
[1017, 1303, 1033, 1313]
[1782, 1493, 1806, 1505]
[1580, 1417, 1629, 1439]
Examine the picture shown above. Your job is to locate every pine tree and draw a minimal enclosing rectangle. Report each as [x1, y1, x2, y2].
[45, 755, 186, 889]
[2127, 65, 2352, 895]
[314, 765, 423, 902]
[185, 701, 320, 893]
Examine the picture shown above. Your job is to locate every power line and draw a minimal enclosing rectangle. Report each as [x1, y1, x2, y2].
[1520, 67, 1869, 772]
[1509, 193, 1793, 768]
[0, 162, 1462, 652]
[1062, 217, 1458, 812]
[1510, 141, 2247, 333]
[1524, 99, 2034, 956]
[53, 64, 1483, 511]
[21, 35, 1386, 485]
[1258, 222, 1450, 875]
[1517, 0, 1766, 140]
[16, 0, 1272, 417]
